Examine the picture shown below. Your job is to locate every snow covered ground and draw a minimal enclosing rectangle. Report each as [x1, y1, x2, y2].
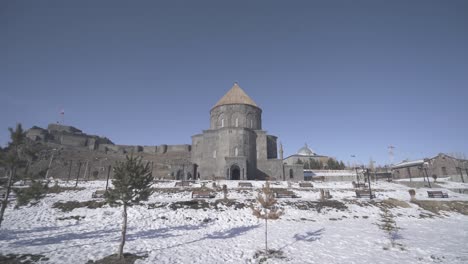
[1, 179, 468, 263]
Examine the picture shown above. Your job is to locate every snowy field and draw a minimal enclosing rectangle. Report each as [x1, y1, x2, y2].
[1, 179, 468, 264]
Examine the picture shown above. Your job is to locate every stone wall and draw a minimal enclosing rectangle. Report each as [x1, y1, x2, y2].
[26, 127, 48, 141]
[143, 146, 157, 154]
[166, 145, 191, 153]
[255, 131, 267, 160]
[48, 124, 82, 134]
[257, 159, 284, 180]
[284, 164, 304, 182]
[60, 134, 88, 147]
[284, 155, 331, 166]
[266, 135, 278, 159]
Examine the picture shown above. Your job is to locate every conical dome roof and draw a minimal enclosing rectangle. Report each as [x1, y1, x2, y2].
[213, 83, 258, 109]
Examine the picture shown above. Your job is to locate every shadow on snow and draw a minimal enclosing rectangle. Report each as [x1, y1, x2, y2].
[279, 228, 325, 251]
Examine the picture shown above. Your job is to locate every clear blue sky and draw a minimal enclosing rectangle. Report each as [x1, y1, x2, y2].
[2, 0, 467, 165]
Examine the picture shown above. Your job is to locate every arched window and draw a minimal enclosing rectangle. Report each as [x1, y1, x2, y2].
[235, 147, 239, 156]
[218, 114, 225, 128]
[246, 113, 254, 129]
[289, 169, 294, 179]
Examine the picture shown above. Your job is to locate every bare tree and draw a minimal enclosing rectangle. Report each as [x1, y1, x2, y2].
[251, 181, 284, 255]
[105, 155, 153, 259]
[0, 124, 26, 228]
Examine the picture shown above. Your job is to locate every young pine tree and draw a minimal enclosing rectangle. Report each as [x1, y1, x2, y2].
[105, 155, 153, 259]
[251, 181, 284, 255]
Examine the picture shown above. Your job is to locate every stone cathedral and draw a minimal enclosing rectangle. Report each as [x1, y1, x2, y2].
[191, 83, 303, 181]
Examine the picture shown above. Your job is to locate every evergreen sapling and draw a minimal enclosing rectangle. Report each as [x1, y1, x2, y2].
[105, 155, 154, 259]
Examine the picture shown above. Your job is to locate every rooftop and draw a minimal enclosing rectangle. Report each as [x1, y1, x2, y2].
[213, 83, 258, 109]
[297, 143, 316, 156]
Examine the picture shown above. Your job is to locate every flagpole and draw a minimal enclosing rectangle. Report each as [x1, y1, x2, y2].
[60, 109, 65, 124]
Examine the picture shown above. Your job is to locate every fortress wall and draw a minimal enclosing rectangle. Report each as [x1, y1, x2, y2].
[99, 144, 119, 152]
[60, 134, 88, 147]
[157, 145, 167, 154]
[87, 138, 97, 150]
[26, 128, 47, 141]
[143, 146, 157, 154]
[48, 124, 82, 134]
[116, 145, 143, 153]
[166, 144, 191, 153]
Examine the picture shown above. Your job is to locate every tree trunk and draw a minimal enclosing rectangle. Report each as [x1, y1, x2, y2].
[75, 162, 82, 188]
[105, 165, 111, 191]
[118, 203, 128, 259]
[83, 161, 89, 182]
[265, 218, 268, 255]
[0, 168, 15, 228]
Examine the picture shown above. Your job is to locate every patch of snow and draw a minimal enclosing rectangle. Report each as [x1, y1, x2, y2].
[0, 180, 467, 263]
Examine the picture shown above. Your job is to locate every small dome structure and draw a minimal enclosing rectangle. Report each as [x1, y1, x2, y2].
[297, 143, 315, 156]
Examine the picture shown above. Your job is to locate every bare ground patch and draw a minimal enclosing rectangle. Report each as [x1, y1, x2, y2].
[411, 200, 468, 215]
[0, 253, 49, 264]
[281, 200, 348, 213]
[86, 253, 147, 264]
[52, 200, 107, 212]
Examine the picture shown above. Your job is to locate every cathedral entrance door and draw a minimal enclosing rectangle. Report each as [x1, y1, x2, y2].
[176, 170, 184, 180]
[230, 165, 241, 180]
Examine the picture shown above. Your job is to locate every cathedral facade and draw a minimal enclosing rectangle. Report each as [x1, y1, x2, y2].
[191, 83, 303, 181]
